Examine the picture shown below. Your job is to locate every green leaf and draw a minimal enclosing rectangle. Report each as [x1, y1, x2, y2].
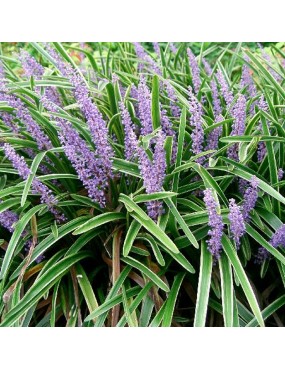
[121, 256, 169, 292]
[119, 193, 179, 254]
[122, 219, 142, 257]
[246, 295, 285, 327]
[137, 233, 165, 266]
[164, 197, 199, 248]
[162, 272, 185, 327]
[221, 157, 285, 205]
[0, 252, 91, 327]
[151, 75, 160, 130]
[118, 282, 153, 327]
[9, 216, 91, 280]
[219, 253, 234, 327]
[21, 151, 47, 207]
[93, 266, 132, 326]
[0, 204, 45, 281]
[85, 286, 141, 322]
[194, 241, 213, 327]
[221, 235, 264, 327]
[73, 212, 125, 235]
[0, 198, 21, 213]
[244, 49, 285, 100]
[76, 263, 99, 318]
[133, 191, 177, 203]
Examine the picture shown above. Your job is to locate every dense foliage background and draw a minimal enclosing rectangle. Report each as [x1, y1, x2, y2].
[0, 42, 285, 327]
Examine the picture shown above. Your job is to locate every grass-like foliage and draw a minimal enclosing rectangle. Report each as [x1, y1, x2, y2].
[0, 42, 285, 327]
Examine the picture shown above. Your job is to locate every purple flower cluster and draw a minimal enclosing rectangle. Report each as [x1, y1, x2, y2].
[153, 42, 160, 57]
[227, 94, 247, 161]
[164, 81, 181, 118]
[138, 75, 153, 136]
[203, 59, 222, 120]
[0, 91, 53, 151]
[137, 131, 166, 220]
[0, 206, 19, 232]
[133, 43, 162, 75]
[205, 115, 223, 152]
[270, 224, 285, 248]
[44, 44, 114, 180]
[0, 61, 8, 91]
[119, 101, 138, 161]
[4, 143, 64, 221]
[240, 55, 256, 96]
[242, 176, 259, 222]
[187, 48, 201, 95]
[0, 111, 19, 133]
[256, 223, 285, 264]
[203, 188, 224, 260]
[19, 50, 45, 79]
[160, 106, 177, 161]
[42, 96, 109, 207]
[216, 70, 234, 110]
[19, 50, 61, 106]
[258, 43, 282, 83]
[188, 87, 204, 163]
[255, 247, 270, 264]
[169, 43, 177, 54]
[210, 79, 222, 119]
[228, 198, 246, 248]
[257, 95, 269, 162]
[0, 60, 52, 151]
[278, 168, 284, 181]
[202, 58, 212, 77]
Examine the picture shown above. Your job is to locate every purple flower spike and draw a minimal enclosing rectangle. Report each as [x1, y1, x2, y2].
[0, 112, 19, 133]
[205, 115, 223, 152]
[42, 96, 109, 208]
[0, 91, 53, 151]
[188, 87, 204, 163]
[216, 70, 234, 110]
[138, 75, 153, 136]
[0, 206, 19, 232]
[257, 223, 285, 263]
[133, 43, 161, 75]
[258, 43, 282, 83]
[0, 62, 8, 91]
[228, 198, 246, 249]
[137, 131, 166, 220]
[255, 247, 270, 264]
[227, 94, 247, 161]
[271, 224, 285, 248]
[169, 43, 177, 54]
[187, 48, 201, 95]
[19, 49, 61, 106]
[202, 58, 212, 76]
[4, 143, 64, 221]
[44, 44, 114, 180]
[210, 79, 222, 119]
[203, 188, 224, 260]
[164, 81, 181, 118]
[257, 95, 269, 162]
[278, 168, 284, 181]
[19, 50, 45, 79]
[160, 106, 177, 161]
[153, 42, 160, 57]
[242, 176, 259, 222]
[240, 55, 257, 115]
[119, 101, 138, 161]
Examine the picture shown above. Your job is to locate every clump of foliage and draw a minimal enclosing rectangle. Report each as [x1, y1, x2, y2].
[0, 42, 285, 327]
